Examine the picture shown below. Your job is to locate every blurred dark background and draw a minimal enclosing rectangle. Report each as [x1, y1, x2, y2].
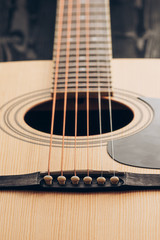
[0, 0, 160, 62]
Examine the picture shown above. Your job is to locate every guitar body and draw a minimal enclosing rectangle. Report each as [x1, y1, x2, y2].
[1, 59, 160, 239]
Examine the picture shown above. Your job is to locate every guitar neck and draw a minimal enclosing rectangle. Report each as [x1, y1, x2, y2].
[52, 0, 113, 93]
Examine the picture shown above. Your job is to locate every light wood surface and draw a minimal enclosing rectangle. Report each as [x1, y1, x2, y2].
[1, 59, 160, 239]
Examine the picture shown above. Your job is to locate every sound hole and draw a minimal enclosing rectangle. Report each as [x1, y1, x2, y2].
[24, 93, 134, 136]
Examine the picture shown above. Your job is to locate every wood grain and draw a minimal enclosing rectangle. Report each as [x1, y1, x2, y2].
[1, 59, 160, 239]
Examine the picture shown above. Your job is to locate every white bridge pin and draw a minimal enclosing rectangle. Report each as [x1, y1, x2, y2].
[71, 176, 80, 185]
[43, 175, 53, 186]
[97, 176, 106, 185]
[110, 176, 119, 185]
[57, 176, 66, 185]
[83, 176, 92, 185]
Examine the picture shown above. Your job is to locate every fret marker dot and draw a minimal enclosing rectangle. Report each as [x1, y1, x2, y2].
[79, 56, 85, 60]
[91, 37, 97, 41]
[80, 16, 85, 20]
[79, 67, 86, 71]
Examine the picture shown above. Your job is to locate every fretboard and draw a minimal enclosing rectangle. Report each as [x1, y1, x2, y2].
[52, 0, 112, 93]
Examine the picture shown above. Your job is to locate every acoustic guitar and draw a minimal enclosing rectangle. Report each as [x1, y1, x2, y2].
[1, 0, 160, 239]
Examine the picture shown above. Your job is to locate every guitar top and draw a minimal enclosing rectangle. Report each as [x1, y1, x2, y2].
[1, 0, 160, 239]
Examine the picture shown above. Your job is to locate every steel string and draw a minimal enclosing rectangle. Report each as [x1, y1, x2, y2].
[48, 0, 65, 175]
[85, 0, 90, 176]
[60, 0, 73, 176]
[74, 0, 81, 176]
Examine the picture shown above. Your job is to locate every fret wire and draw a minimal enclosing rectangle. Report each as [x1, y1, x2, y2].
[55, 81, 112, 85]
[58, 55, 112, 59]
[61, 31, 109, 37]
[58, 62, 112, 68]
[52, 89, 113, 94]
[57, 53, 112, 58]
[53, 72, 112, 79]
[66, 3, 107, 7]
[54, 74, 112, 78]
[61, 31, 110, 36]
[58, 17, 111, 23]
[56, 48, 112, 54]
[57, 73, 111, 78]
[58, 67, 112, 72]
[66, 3, 109, 9]
[63, 10, 107, 16]
[58, 33, 112, 40]
[59, 69, 111, 72]
[54, 87, 112, 91]
[54, 40, 112, 46]
[57, 64, 110, 68]
[58, 47, 111, 51]
[57, 76, 112, 80]
[55, 87, 112, 91]
[61, 21, 110, 29]
[56, 12, 110, 20]
[57, 66, 112, 71]
[64, 2, 109, 7]
[62, 16, 110, 23]
[60, 27, 109, 33]
[53, 53, 111, 60]
[56, 81, 112, 86]
[57, 52, 112, 58]
[57, 43, 111, 50]
[61, 17, 110, 22]
[58, 59, 112, 64]
[55, 70, 111, 75]
[52, 86, 112, 89]
[56, 71, 111, 77]
[56, 80, 112, 83]
[53, 82, 112, 87]
[54, 87, 112, 90]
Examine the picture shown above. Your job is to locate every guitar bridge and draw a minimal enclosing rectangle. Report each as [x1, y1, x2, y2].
[0, 170, 160, 192]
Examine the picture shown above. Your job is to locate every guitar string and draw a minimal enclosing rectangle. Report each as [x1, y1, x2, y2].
[96, 20, 103, 176]
[48, 0, 65, 175]
[85, 0, 90, 176]
[106, 0, 115, 174]
[95, 0, 112, 176]
[74, 0, 81, 176]
[48, 0, 113, 176]
[61, 0, 73, 176]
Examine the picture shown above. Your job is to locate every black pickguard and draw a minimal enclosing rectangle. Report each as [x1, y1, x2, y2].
[108, 97, 160, 169]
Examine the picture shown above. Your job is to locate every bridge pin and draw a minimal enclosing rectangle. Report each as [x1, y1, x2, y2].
[110, 176, 119, 185]
[57, 176, 66, 185]
[97, 176, 106, 185]
[43, 175, 53, 186]
[71, 176, 80, 185]
[83, 176, 92, 185]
